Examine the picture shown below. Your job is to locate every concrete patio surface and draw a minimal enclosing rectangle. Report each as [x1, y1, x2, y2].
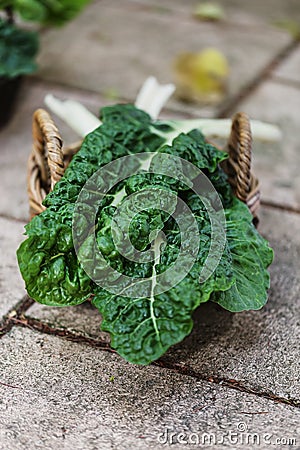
[0, 1, 299, 449]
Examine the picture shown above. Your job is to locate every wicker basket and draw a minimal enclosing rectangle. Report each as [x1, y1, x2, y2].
[27, 109, 260, 220]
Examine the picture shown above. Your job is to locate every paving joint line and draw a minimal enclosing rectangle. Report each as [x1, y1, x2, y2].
[154, 359, 300, 409]
[10, 314, 113, 351]
[8, 313, 300, 409]
[261, 199, 300, 215]
[271, 75, 300, 90]
[0, 213, 27, 224]
[217, 39, 300, 118]
[0, 296, 34, 338]
[28, 75, 132, 105]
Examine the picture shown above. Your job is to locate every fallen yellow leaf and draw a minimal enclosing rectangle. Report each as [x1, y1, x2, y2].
[173, 48, 229, 104]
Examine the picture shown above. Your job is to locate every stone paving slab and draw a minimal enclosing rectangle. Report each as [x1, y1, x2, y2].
[36, 0, 291, 117]
[0, 327, 299, 450]
[274, 45, 300, 84]
[0, 218, 26, 322]
[236, 79, 300, 210]
[26, 207, 300, 401]
[27, 300, 109, 343]
[129, 0, 300, 27]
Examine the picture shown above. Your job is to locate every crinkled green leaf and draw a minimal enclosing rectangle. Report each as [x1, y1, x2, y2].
[0, 18, 38, 78]
[15, 0, 47, 22]
[211, 199, 274, 311]
[156, 129, 228, 173]
[17, 207, 91, 306]
[92, 286, 194, 365]
[91, 181, 234, 365]
[92, 216, 234, 365]
[17, 105, 163, 307]
[14, 0, 91, 26]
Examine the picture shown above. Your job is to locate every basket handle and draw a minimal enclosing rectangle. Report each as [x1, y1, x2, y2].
[32, 108, 64, 190]
[27, 109, 64, 217]
[223, 112, 260, 216]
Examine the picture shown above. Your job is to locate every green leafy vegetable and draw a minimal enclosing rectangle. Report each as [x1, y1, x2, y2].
[17, 104, 274, 365]
[1, 0, 91, 26]
[0, 18, 38, 78]
[0, 1, 90, 82]
[211, 198, 273, 311]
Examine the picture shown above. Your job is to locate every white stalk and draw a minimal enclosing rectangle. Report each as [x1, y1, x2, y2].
[44, 94, 101, 138]
[158, 118, 282, 146]
[134, 76, 175, 119]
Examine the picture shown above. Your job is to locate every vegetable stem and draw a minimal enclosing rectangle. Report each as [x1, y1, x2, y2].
[135, 76, 175, 119]
[44, 94, 101, 137]
[158, 118, 282, 145]
[149, 232, 165, 344]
